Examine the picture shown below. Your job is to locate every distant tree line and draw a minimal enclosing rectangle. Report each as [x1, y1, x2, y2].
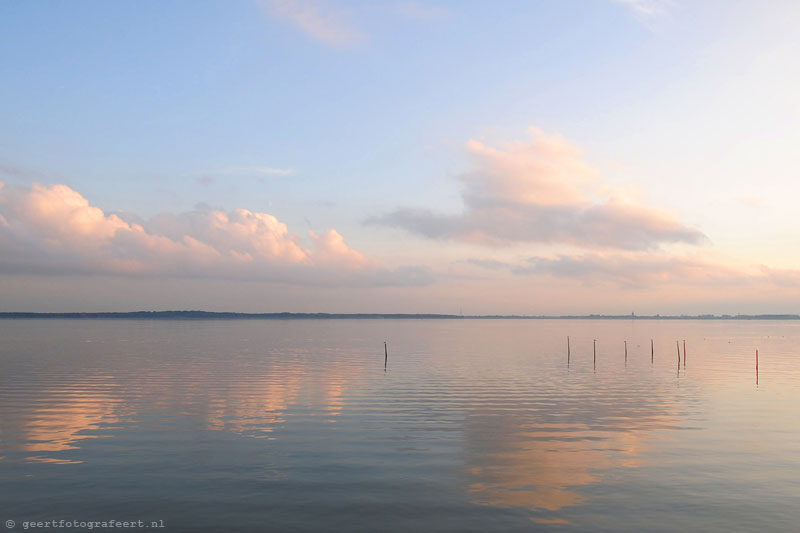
[1, 311, 798, 320]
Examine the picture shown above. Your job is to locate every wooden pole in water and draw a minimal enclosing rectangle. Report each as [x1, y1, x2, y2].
[683, 340, 686, 368]
[756, 349, 759, 384]
[593, 339, 596, 369]
[651, 339, 654, 364]
[676, 341, 680, 366]
[384, 341, 388, 369]
[567, 336, 571, 366]
[624, 340, 627, 363]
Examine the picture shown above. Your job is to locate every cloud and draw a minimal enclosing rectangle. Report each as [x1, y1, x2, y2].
[0, 181, 431, 287]
[613, 0, 671, 19]
[0, 159, 50, 181]
[465, 251, 760, 289]
[519, 253, 750, 287]
[189, 166, 293, 186]
[368, 127, 707, 250]
[761, 266, 800, 288]
[222, 166, 294, 176]
[260, 0, 361, 46]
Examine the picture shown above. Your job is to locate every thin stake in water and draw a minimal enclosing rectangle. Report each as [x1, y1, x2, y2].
[756, 349, 759, 385]
[593, 339, 596, 370]
[683, 340, 686, 368]
[651, 339, 654, 364]
[384, 341, 388, 370]
[567, 336, 571, 366]
[677, 341, 680, 365]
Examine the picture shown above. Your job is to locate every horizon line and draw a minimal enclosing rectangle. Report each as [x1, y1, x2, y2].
[1, 311, 799, 320]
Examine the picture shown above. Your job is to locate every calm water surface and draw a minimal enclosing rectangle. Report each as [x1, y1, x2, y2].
[1, 319, 799, 531]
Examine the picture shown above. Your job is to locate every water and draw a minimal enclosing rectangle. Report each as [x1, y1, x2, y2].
[1, 319, 799, 531]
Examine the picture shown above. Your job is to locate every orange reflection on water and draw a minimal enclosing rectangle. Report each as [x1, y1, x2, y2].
[17, 385, 123, 462]
[203, 369, 306, 436]
[315, 377, 347, 420]
[466, 414, 677, 518]
[8, 358, 361, 464]
[202, 363, 356, 434]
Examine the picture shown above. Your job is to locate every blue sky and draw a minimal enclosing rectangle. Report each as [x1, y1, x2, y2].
[2, 1, 800, 313]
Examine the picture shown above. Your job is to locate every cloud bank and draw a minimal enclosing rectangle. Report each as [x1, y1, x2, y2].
[464, 251, 800, 292]
[368, 127, 706, 250]
[0, 182, 430, 287]
[468, 252, 752, 288]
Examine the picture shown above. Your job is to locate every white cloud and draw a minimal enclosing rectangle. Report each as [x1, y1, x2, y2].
[368, 127, 706, 250]
[0, 181, 431, 287]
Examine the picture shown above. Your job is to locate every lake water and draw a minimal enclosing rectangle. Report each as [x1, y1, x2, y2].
[1, 319, 799, 531]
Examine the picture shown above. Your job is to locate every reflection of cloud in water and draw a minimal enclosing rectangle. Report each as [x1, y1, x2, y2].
[464, 400, 679, 516]
[468, 431, 601, 511]
[202, 364, 354, 435]
[530, 517, 572, 525]
[316, 378, 347, 419]
[203, 370, 306, 436]
[12, 383, 125, 463]
[7, 358, 359, 463]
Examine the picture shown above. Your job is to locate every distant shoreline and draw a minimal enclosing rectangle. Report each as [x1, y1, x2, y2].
[0, 311, 798, 320]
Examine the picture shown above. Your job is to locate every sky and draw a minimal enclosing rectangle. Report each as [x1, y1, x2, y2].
[1, 0, 800, 314]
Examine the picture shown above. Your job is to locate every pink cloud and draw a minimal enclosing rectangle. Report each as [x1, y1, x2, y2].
[462, 128, 597, 207]
[368, 127, 707, 250]
[760, 266, 800, 287]
[515, 252, 754, 288]
[261, 0, 361, 46]
[309, 229, 375, 268]
[0, 181, 429, 286]
[464, 250, 775, 290]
